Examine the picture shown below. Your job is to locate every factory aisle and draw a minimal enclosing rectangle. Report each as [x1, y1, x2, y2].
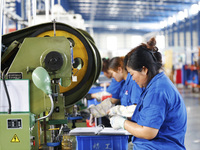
[179, 87, 200, 150]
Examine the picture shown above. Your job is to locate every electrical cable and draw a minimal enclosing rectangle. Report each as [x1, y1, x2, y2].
[55, 125, 63, 141]
[36, 94, 54, 121]
[2, 68, 11, 114]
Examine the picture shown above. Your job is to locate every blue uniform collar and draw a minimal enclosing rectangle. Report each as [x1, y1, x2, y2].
[124, 73, 132, 85]
[144, 72, 164, 91]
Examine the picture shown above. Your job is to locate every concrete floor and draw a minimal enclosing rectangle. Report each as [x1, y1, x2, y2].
[180, 87, 200, 150]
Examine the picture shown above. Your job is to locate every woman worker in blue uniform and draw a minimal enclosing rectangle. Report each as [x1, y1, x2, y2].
[86, 58, 124, 102]
[107, 51, 143, 118]
[85, 58, 124, 127]
[108, 56, 141, 107]
[110, 37, 187, 150]
[89, 56, 142, 119]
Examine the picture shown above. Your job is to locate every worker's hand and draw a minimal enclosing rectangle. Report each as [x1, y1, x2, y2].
[110, 115, 126, 130]
[88, 104, 103, 118]
[94, 91, 112, 102]
[80, 108, 91, 119]
[108, 105, 136, 117]
[85, 93, 93, 100]
[88, 98, 114, 118]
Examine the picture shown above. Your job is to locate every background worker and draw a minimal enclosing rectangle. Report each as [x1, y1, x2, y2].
[85, 58, 124, 103]
[107, 51, 142, 118]
[109, 37, 187, 150]
[85, 58, 125, 127]
[88, 56, 142, 120]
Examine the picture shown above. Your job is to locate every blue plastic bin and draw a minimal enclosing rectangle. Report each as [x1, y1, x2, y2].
[76, 135, 129, 150]
[87, 98, 101, 107]
[87, 86, 104, 107]
[88, 86, 104, 94]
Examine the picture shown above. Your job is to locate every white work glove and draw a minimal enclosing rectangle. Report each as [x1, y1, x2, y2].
[108, 105, 136, 117]
[110, 115, 126, 130]
[94, 91, 112, 102]
[88, 98, 114, 118]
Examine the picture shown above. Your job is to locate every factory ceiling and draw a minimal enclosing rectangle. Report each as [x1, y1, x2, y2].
[64, 0, 200, 34]
[4, 0, 200, 35]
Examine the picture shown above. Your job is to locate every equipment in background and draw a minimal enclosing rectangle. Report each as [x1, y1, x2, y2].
[0, 21, 101, 150]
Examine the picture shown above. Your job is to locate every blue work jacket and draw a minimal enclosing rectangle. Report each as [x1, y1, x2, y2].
[131, 72, 187, 150]
[120, 73, 142, 106]
[107, 78, 125, 100]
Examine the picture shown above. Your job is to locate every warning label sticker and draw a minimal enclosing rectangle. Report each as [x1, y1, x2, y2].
[10, 134, 20, 143]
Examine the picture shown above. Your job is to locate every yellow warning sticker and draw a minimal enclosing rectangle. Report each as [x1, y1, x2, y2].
[10, 134, 20, 143]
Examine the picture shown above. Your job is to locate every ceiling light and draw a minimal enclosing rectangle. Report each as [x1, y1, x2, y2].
[168, 17, 174, 25]
[107, 25, 117, 29]
[183, 9, 188, 18]
[160, 20, 167, 28]
[178, 11, 185, 21]
[135, 8, 140, 12]
[172, 15, 176, 23]
[190, 4, 199, 15]
[135, 1, 141, 5]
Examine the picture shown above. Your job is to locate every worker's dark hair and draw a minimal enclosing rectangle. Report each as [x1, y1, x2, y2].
[102, 58, 110, 73]
[127, 37, 162, 84]
[108, 56, 125, 72]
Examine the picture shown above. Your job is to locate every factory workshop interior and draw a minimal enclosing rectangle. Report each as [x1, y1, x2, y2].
[1, 0, 200, 150]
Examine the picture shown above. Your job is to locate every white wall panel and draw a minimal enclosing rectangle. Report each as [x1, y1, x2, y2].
[186, 31, 191, 49]
[192, 31, 198, 48]
[174, 33, 178, 46]
[93, 33, 144, 57]
[179, 32, 184, 47]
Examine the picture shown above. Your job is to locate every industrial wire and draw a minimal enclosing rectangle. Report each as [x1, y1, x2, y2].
[2, 68, 11, 114]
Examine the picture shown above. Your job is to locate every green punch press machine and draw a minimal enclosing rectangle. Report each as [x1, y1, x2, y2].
[0, 22, 101, 150]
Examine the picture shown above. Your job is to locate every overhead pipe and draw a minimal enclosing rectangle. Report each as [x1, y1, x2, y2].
[89, 0, 98, 37]
[57, 0, 61, 21]
[51, 0, 55, 20]
[0, 0, 4, 99]
[3, 0, 6, 34]
[0, 0, 4, 71]
[32, 0, 36, 25]
[45, 0, 50, 22]
[27, 0, 31, 26]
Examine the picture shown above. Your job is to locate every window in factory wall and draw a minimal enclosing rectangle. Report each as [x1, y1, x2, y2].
[131, 35, 142, 48]
[107, 36, 117, 51]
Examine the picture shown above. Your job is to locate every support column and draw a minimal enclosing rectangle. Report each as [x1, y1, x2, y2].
[197, 12, 200, 46]
[0, 0, 4, 87]
[184, 19, 187, 65]
[167, 26, 171, 47]
[189, 16, 193, 64]
[15, 0, 21, 30]
[45, 0, 50, 22]
[163, 28, 167, 48]
[177, 21, 180, 46]
[171, 24, 175, 46]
